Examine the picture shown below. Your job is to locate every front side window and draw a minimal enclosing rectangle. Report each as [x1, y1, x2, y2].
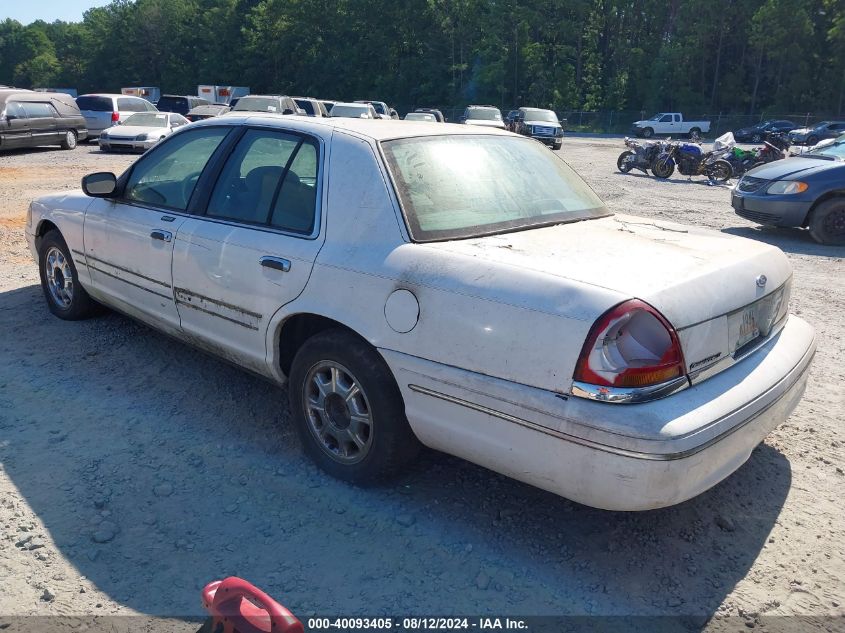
[382, 135, 610, 242]
[5, 102, 26, 118]
[207, 129, 319, 233]
[124, 127, 230, 210]
[659, 115, 673, 123]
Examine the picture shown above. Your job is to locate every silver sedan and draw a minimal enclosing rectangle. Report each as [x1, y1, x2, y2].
[99, 112, 189, 152]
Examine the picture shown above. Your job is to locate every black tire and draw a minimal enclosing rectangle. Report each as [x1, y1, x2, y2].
[709, 159, 733, 183]
[38, 230, 99, 320]
[751, 133, 762, 143]
[807, 198, 845, 245]
[553, 140, 562, 151]
[689, 127, 701, 141]
[806, 135, 819, 146]
[60, 130, 78, 150]
[617, 150, 635, 173]
[642, 127, 654, 138]
[288, 328, 420, 483]
[652, 158, 674, 179]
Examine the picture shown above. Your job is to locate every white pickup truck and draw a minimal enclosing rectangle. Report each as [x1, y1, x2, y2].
[631, 113, 710, 139]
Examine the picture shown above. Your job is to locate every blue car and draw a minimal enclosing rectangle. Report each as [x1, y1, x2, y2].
[731, 138, 845, 245]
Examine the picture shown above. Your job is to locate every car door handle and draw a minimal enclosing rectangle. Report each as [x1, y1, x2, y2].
[150, 229, 172, 242]
[260, 256, 291, 272]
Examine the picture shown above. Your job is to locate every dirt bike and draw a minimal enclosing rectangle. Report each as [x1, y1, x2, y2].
[617, 137, 672, 174]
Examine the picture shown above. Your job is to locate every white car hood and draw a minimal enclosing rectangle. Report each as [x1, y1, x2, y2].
[464, 119, 506, 129]
[425, 213, 792, 329]
[103, 125, 169, 137]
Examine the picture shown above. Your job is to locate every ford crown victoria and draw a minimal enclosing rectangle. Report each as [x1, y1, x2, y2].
[25, 117, 816, 510]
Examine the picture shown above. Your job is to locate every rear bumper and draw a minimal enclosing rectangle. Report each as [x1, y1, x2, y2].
[382, 315, 815, 511]
[731, 190, 812, 227]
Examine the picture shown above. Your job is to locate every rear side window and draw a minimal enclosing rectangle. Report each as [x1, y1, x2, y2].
[22, 102, 56, 118]
[207, 128, 318, 233]
[124, 127, 230, 210]
[76, 96, 113, 111]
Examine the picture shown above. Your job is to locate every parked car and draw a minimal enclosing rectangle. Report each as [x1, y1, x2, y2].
[354, 100, 396, 119]
[404, 112, 437, 122]
[231, 95, 303, 115]
[514, 107, 564, 150]
[98, 112, 189, 152]
[414, 108, 445, 122]
[76, 93, 157, 137]
[505, 109, 520, 131]
[330, 102, 379, 119]
[732, 138, 845, 244]
[186, 104, 231, 122]
[631, 113, 710, 139]
[461, 105, 506, 129]
[1, 89, 88, 151]
[733, 119, 796, 143]
[788, 121, 845, 146]
[156, 95, 210, 116]
[318, 100, 337, 115]
[26, 117, 816, 511]
[293, 97, 330, 117]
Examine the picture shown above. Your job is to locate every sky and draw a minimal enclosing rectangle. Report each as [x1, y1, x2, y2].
[3, 0, 112, 24]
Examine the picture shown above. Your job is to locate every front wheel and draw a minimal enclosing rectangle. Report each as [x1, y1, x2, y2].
[617, 150, 635, 173]
[652, 158, 674, 179]
[641, 127, 654, 138]
[808, 198, 845, 245]
[751, 133, 762, 143]
[60, 130, 78, 150]
[288, 329, 420, 483]
[38, 230, 99, 320]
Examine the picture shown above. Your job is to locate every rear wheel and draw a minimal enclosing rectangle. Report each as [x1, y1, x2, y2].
[708, 159, 732, 183]
[60, 130, 77, 150]
[38, 230, 98, 320]
[806, 135, 819, 146]
[808, 198, 845, 245]
[288, 329, 420, 483]
[617, 150, 635, 173]
[689, 128, 701, 141]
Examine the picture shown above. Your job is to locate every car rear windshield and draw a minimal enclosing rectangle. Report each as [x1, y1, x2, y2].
[466, 108, 502, 121]
[331, 104, 369, 118]
[232, 97, 281, 112]
[382, 135, 610, 241]
[76, 96, 113, 111]
[156, 97, 186, 110]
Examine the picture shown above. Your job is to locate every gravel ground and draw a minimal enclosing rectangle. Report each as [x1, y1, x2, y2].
[0, 139, 843, 630]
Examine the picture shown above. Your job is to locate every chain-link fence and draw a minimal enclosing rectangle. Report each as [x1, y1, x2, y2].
[393, 105, 834, 137]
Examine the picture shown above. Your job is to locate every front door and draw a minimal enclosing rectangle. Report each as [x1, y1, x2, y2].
[172, 127, 325, 373]
[1, 102, 30, 148]
[82, 126, 232, 334]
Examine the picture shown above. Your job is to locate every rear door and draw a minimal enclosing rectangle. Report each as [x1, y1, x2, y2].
[1, 102, 31, 148]
[172, 126, 325, 373]
[21, 102, 59, 146]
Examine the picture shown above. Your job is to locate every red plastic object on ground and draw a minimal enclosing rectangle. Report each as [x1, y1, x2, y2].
[201, 577, 304, 633]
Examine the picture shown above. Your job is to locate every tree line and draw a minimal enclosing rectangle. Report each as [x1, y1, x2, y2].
[1, 0, 843, 116]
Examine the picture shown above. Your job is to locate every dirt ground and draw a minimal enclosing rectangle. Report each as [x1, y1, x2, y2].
[0, 138, 843, 630]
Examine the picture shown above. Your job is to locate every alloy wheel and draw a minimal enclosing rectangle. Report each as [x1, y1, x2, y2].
[44, 246, 74, 309]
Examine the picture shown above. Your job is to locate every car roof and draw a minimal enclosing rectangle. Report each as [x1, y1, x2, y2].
[79, 93, 140, 98]
[213, 113, 512, 141]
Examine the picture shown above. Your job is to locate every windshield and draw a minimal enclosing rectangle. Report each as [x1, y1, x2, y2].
[523, 109, 558, 123]
[331, 104, 371, 118]
[647, 113, 665, 121]
[813, 121, 832, 130]
[806, 140, 845, 160]
[405, 113, 435, 121]
[382, 135, 609, 241]
[466, 108, 502, 121]
[123, 113, 169, 127]
[232, 97, 281, 112]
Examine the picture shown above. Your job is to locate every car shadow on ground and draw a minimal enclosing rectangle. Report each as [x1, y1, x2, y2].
[722, 225, 843, 257]
[614, 172, 735, 188]
[0, 284, 791, 626]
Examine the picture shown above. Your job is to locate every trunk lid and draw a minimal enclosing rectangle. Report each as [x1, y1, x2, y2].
[426, 214, 792, 378]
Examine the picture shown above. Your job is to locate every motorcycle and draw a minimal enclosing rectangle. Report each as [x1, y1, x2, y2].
[617, 137, 672, 174]
[651, 132, 733, 182]
[724, 131, 789, 178]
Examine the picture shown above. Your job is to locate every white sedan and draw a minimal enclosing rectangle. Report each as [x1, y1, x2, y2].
[25, 116, 816, 510]
[99, 112, 189, 152]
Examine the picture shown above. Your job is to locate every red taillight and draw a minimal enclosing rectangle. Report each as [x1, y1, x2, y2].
[573, 300, 685, 388]
[111, 111, 119, 122]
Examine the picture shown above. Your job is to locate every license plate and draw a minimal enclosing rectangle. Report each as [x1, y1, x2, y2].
[727, 288, 785, 353]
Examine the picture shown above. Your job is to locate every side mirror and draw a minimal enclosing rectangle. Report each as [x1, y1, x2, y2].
[82, 172, 117, 197]
[282, 108, 295, 115]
